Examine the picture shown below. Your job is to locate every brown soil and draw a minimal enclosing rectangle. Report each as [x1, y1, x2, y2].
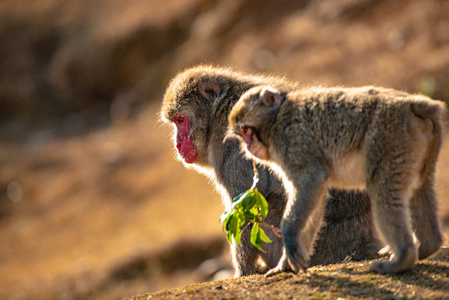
[131, 247, 449, 300]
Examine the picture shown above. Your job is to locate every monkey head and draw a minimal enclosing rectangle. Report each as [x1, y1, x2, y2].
[160, 66, 232, 166]
[228, 86, 286, 161]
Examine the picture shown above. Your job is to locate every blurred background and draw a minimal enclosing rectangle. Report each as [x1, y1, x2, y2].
[0, 0, 449, 299]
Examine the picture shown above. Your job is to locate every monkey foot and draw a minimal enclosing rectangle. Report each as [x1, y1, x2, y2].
[369, 249, 416, 274]
[287, 255, 308, 274]
[369, 254, 414, 274]
[285, 243, 309, 273]
[418, 238, 443, 259]
[265, 249, 308, 277]
[265, 258, 291, 277]
[265, 251, 292, 277]
[378, 245, 392, 257]
[265, 265, 286, 277]
[369, 260, 409, 274]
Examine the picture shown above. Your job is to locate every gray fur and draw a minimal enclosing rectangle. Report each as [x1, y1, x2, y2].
[229, 85, 446, 274]
[161, 66, 382, 277]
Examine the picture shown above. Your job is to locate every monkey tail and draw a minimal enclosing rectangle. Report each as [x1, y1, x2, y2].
[410, 99, 447, 177]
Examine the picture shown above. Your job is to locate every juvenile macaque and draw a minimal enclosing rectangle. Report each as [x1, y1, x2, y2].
[161, 66, 382, 277]
[229, 85, 445, 274]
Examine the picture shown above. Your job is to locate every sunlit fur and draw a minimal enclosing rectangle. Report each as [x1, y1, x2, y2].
[160, 65, 382, 277]
[229, 85, 446, 274]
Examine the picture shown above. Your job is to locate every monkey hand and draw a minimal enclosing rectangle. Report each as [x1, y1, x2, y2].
[265, 246, 308, 277]
[265, 250, 292, 277]
[284, 240, 309, 273]
[378, 245, 392, 257]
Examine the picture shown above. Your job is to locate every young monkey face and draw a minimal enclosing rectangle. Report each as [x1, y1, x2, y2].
[228, 86, 284, 161]
[237, 124, 269, 160]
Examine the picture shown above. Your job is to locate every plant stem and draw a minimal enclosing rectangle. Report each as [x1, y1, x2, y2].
[259, 222, 282, 238]
[241, 221, 251, 234]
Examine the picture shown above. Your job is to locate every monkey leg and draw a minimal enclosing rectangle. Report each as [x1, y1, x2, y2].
[368, 185, 417, 274]
[258, 188, 287, 271]
[259, 228, 284, 270]
[410, 176, 443, 259]
[231, 240, 259, 278]
[299, 192, 327, 257]
[266, 195, 326, 277]
[269, 166, 329, 275]
[231, 233, 261, 277]
[265, 248, 294, 277]
[365, 119, 421, 273]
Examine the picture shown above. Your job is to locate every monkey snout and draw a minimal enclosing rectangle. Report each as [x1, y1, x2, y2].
[176, 140, 198, 164]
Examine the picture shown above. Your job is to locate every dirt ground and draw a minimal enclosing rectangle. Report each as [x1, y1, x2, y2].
[0, 103, 448, 300]
[130, 247, 449, 300]
[1, 0, 449, 299]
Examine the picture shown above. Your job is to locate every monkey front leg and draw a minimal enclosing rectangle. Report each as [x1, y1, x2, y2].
[267, 166, 328, 276]
[231, 224, 262, 277]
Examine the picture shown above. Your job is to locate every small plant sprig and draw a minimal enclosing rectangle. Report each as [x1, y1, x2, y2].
[220, 161, 281, 251]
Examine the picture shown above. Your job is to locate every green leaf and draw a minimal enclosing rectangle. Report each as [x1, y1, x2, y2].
[242, 191, 257, 209]
[224, 214, 234, 243]
[219, 210, 231, 224]
[250, 223, 264, 252]
[225, 214, 233, 231]
[230, 215, 242, 245]
[248, 205, 260, 221]
[233, 227, 242, 244]
[232, 191, 251, 209]
[226, 228, 233, 244]
[244, 211, 257, 221]
[219, 165, 279, 250]
[237, 213, 246, 227]
[259, 227, 272, 244]
[233, 190, 249, 203]
[255, 192, 269, 220]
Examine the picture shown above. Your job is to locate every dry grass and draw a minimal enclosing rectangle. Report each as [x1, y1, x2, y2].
[130, 247, 449, 300]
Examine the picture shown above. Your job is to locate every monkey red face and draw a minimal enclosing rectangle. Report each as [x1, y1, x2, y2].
[238, 125, 268, 160]
[173, 114, 198, 164]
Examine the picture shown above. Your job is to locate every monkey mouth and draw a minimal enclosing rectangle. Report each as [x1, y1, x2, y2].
[238, 125, 268, 159]
[182, 151, 198, 164]
[248, 140, 262, 156]
[176, 141, 199, 164]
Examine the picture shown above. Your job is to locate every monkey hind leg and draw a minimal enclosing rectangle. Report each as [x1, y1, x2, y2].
[409, 108, 443, 259]
[410, 176, 443, 259]
[259, 232, 284, 270]
[369, 195, 417, 273]
[231, 231, 261, 277]
[368, 174, 417, 274]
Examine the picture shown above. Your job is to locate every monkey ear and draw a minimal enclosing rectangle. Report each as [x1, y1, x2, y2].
[260, 87, 283, 109]
[200, 81, 221, 102]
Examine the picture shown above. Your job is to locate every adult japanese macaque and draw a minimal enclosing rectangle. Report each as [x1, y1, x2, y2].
[161, 66, 382, 277]
[228, 85, 445, 274]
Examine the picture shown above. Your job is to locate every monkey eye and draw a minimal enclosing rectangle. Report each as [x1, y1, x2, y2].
[174, 115, 184, 124]
[239, 125, 250, 136]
